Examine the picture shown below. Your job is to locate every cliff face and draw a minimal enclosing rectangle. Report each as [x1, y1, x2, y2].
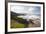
[11, 11, 41, 28]
[11, 11, 26, 16]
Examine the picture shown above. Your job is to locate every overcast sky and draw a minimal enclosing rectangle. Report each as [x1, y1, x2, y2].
[10, 5, 41, 20]
[11, 5, 40, 15]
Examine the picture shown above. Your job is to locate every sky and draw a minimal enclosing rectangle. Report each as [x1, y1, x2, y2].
[11, 5, 41, 20]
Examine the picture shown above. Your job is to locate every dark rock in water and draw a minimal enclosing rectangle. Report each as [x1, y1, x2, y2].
[29, 19, 34, 24]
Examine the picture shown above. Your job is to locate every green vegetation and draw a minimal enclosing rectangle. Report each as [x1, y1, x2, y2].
[11, 13, 34, 28]
[11, 19, 26, 28]
[11, 22, 25, 28]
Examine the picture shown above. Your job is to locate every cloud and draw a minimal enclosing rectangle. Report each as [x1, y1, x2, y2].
[11, 5, 34, 14]
[11, 5, 40, 20]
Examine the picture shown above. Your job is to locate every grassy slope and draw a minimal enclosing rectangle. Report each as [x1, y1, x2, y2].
[11, 19, 26, 28]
